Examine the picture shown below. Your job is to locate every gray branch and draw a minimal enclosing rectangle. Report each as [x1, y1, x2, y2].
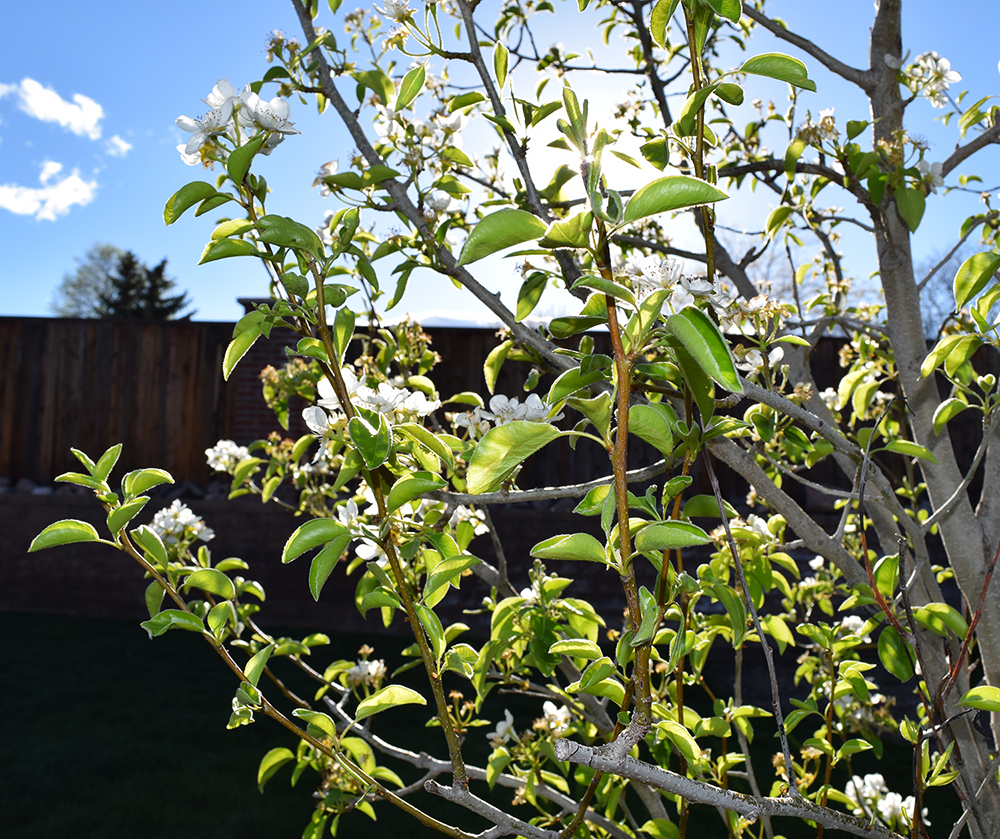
[552, 739, 901, 839]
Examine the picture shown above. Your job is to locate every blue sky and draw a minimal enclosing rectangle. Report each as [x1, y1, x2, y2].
[1, 0, 997, 323]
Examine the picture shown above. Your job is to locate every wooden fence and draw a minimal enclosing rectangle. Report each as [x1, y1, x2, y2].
[0, 317, 239, 486]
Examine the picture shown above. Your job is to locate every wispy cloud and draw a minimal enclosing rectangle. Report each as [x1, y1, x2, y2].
[105, 134, 132, 157]
[0, 78, 103, 139]
[0, 160, 98, 220]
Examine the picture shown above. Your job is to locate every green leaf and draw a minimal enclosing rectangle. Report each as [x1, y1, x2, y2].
[954, 252, 1000, 309]
[549, 638, 603, 659]
[649, 0, 680, 47]
[355, 685, 427, 720]
[200, 238, 260, 265]
[353, 68, 395, 106]
[163, 181, 219, 225]
[450, 91, 487, 112]
[131, 525, 168, 567]
[333, 307, 356, 364]
[395, 63, 426, 111]
[878, 626, 914, 681]
[93, 443, 122, 482]
[959, 685, 1000, 712]
[933, 398, 969, 434]
[29, 519, 101, 552]
[516, 272, 548, 322]
[467, 421, 563, 493]
[739, 52, 816, 91]
[531, 533, 608, 564]
[710, 583, 747, 648]
[386, 472, 447, 514]
[676, 85, 721, 137]
[456, 209, 548, 266]
[895, 187, 926, 232]
[538, 212, 594, 250]
[283, 518, 350, 563]
[640, 137, 670, 171]
[714, 82, 744, 104]
[913, 602, 969, 638]
[493, 42, 509, 87]
[635, 521, 712, 553]
[244, 643, 275, 687]
[257, 747, 295, 792]
[703, 0, 741, 23]
[184, 568, 236, 600]
[122, 468, 173, 498]
[846, 120, 869, 140]
[882, 440, 939, 464]
[784, 137, 807, 181]
[292, 708, 338, 738]
[765, 205, 794, 239]
[628, 404, 674, 457]
[424, 554, 480, 600]
[107, 497, 149, 536]
[140, 609, 205, 639]
[665, 306, 743, 392]
[309, 535, 352, 601]
[227, 135, 266, 187]
[632, 586, 659, 645]
[484, 339, 513, 395]
[348, 414, 392, 470]
[222, 321, 262, 382]
[657, 719, 702, 765]
[621, 175, 727, 225]
[547, 365, 605, 403]
[578, 657, 617, 691]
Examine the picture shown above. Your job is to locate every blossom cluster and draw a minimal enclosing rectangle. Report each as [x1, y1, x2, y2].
[345, 657, 387, 687]
[176, 79, 299, 167]
[886, 51, 961, 108]
[797, 107, 838, 145]
[205, 439, 250, 474]
[150, 500, 215, 545]
[303, 367, 441, 439]
[844, 773, 927, 830]
[451, 393, 561, 439]
[622, 255, 725, 313]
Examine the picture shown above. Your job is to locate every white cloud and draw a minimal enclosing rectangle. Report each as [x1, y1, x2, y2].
[1, 78, 103, 139]
[0, 160, 98, 220]
[105, 134, 132, 157]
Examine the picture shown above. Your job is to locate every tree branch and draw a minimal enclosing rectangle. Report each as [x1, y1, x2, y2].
[742, 7, 871, 90]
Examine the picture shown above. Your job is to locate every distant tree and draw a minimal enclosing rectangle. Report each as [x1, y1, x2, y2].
[49, 243, 123, 317]
[51, 244, 194, 320]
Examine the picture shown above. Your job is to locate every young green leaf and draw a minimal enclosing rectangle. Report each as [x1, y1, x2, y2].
[530, 533, 608, 564]
[953, 252, 1000, 309]
[395, 63, 426, 111]
[184, 568, 236, 600]
[739, 52, 816, 91]
[493, 43, 509, 88]
[244, 643, 275, 687]
[386, 472, 447, 514]
[257, 747, 295, 792]
[665, 307, 743, 392]
[635, 521, 712, 553]
[163, 181, 220, 224]
[309, 535, 352, 601]
[456, 209, 548, 266]
[355, 685, 427, 720]
[959, 685, 1000, 713]
[107, 496, 149, 536]
[283, 518, 350, 563]
[466, 421, 564, 493]
[140, 609, 205, 639]
[29, 519, 102, 552]
[621, 176, 727, 225]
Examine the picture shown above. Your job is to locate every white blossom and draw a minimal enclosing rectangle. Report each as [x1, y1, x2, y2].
[482, 393, 559, 426]
[150, 500, 214, 545]
[541, 701, 571, 734]
[346, 658, 387, 687]
[839, 614, 871, 642]
[917, 159, 944, 192]
[449, 505, 489, 535]
[205, 439, 250, 473]
[176, 100, 234, 156]
[736, 346, 784, 374]
[374, 0, 411, 21]
[489, 709, 516, 744]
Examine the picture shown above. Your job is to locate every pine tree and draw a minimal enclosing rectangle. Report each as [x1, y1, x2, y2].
[90, 251, 193, 320]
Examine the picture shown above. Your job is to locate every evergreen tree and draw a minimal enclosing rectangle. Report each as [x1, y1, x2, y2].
[54, 247, 194, 320]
